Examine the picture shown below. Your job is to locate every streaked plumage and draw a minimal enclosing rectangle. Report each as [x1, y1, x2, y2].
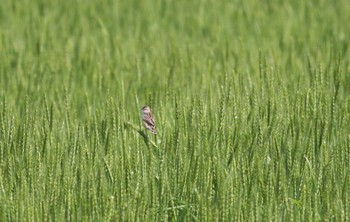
[141, 106, 157, 134]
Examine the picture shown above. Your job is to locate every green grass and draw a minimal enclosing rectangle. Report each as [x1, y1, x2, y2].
[1, 0, 350, 221]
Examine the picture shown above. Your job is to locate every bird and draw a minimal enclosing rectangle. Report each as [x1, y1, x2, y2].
[140, 106, 157, 134]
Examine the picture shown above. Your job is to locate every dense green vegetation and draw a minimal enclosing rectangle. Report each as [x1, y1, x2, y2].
[0, 0, 349, 221]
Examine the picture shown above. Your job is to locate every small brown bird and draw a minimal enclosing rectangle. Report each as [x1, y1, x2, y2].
[141, 106, 157, 134]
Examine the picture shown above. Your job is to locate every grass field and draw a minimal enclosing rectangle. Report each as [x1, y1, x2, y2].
[1, 0, 350, 221]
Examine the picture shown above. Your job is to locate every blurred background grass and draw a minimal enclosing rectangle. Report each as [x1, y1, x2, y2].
[1, 0, 349, 111]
